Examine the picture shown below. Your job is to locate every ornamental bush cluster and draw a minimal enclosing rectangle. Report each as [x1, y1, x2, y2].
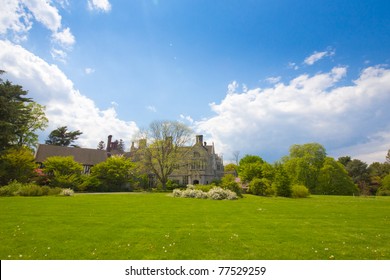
[0, 181, 71, 197]
[173, 186, 238, 200]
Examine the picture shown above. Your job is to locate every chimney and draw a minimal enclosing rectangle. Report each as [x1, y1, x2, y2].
[196, 135, 203, 146]
[107, 135, 113, 152]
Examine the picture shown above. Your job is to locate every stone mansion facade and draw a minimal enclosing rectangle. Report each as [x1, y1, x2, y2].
[129, 135, 224, 186]
[35, 134, 224, 186]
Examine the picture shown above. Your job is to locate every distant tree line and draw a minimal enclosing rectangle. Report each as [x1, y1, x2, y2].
[226, 143, 390, 197]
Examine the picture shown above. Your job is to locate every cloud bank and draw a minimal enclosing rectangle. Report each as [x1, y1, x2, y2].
[196, 66, 390, 163]
[0, 0, 75, 62]
[0, 40, 139, 148]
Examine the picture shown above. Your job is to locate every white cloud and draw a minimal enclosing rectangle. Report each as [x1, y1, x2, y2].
[180, 114, 194, 124]
[23, 0, 62, 32]
[304, 50, 335, 65]
[52, 27, 75, 48]
[0, 0, 75, 62]
[195, 65, 390, 163]
[0, 40, 139, 148]
[287, 62, 299, 70]
[87, 0, 112, 12]
[146, 105, 157, 113]
[0, 1, 32, 41]
[266, 76, 281, 84]
[85, 67, 95, 75]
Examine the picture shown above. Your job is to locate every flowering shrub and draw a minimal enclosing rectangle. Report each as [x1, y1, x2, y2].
[60, 188, 75, 196]
[208, 187, 238, 200]
[172, 189, 182, 197]
[173, 186, 238, 200]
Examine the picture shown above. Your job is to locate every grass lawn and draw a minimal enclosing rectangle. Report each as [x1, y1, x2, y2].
[0, 193, 389, 260]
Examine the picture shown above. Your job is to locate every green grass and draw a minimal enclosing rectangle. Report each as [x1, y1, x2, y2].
[0, 193, 389, 260]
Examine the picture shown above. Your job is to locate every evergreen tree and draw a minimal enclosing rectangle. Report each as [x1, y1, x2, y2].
[0, 71, 47, 150]
[45, 126, 83, 147]
[97, 141, 105, 150]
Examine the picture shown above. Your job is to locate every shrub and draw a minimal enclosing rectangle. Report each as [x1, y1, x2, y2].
[61, 188, 74, 196]
[172, 189, 182, 197]
[0, 181, 21, 196]
[48, 187, 62, 196]
[43, 156, 83, 190]
[195, 184, 214, 193]
[221, 174, 243, 197]
[0, 147, 36, 185]
[16, 183, 47, 196]
[291, 184, 310, 198]
[208, 187, 238, 200]
[89, 156, 137, 192]
[172, 187, 238, 200]
[0, 181, 63, 196]
[48, 172, 82, 190]
[248, 178, 274, 196]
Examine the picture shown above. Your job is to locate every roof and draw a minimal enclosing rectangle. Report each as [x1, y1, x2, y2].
[35, 144, 108, 166]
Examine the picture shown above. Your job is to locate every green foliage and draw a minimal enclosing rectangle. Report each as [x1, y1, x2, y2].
[239, 161, 263, 182]
[43, 156, 83, 190]
[0, 73, 48, 150]
[317, 157, 359, 195]
[291, 184, 310, 198]
[45, 126, 83, 147]
[283, 143, 326, 192]
[273, 164, 292, 197]
[0, 182, 20, 196]
[238, 155, 274, 185]
[88, 156, 137, 192]
[0, 146, 36, 185]
[344, 159, 370, 194]
[195, 184, 214, 192]
[368, 162, 390, 195]
[239, 154, 264, 166]
[139, 120, 193, 190]
[220, 174, 242, 197]
[0, 181, 62, 196]
[377, 174, 390, 196]
[224, 163, 238, 174]
[15, 102, 48, 149]
[248, 178, 274, 196]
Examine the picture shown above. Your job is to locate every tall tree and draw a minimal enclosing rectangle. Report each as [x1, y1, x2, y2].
[45, 126, 83, 147]
[283, 143, 327, 192]
[272, 163, 292, 197]
[344, 159, 370, 195]
[138, 120, 192, 190]
[15, 102, 48, 149]
[0, 71, 48, 151]
[317, 157, 358, 195]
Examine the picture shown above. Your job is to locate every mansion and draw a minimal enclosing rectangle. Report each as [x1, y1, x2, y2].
[35, 134, 224, 187]
[129, 135, 224, 186]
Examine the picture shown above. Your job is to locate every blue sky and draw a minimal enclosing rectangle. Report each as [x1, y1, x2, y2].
[1, 0, 390, 163]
